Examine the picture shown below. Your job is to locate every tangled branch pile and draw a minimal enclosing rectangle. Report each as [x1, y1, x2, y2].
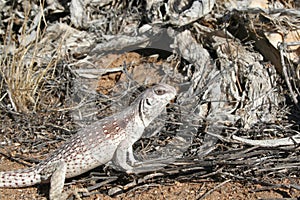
[1, 0, 300, 198]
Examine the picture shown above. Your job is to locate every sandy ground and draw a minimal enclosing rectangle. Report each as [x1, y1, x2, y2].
[1, 156, 299, 200]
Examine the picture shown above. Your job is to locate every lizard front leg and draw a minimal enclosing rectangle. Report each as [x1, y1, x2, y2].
[112, 140, 134, 173]
[113, 140, 169, 174]
[127, 145, 137, 165]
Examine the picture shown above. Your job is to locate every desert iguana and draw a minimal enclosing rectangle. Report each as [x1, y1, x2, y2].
[0, 83, 176, 200]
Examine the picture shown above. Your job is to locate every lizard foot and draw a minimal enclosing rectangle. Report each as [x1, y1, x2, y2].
[62, 187, 90, 200]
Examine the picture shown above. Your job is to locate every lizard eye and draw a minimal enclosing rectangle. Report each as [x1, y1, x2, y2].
[154, 88, 166, 95]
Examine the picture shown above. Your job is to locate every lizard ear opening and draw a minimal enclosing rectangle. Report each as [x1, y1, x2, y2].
[145, 98, 152, 106]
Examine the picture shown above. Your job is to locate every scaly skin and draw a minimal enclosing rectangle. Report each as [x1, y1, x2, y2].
[0, 83, 176, 200]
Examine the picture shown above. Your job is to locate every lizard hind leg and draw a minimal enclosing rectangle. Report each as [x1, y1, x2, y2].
[40, 160, 67, 200]
[43, 160, 89, 200]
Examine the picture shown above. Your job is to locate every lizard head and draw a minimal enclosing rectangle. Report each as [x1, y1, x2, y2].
[138, 83, 177, 127]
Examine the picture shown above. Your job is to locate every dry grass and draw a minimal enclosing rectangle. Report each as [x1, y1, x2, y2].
[0, 3, 62, 113]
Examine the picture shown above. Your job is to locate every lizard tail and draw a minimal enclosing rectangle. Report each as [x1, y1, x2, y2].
[0, 166, 41, 187]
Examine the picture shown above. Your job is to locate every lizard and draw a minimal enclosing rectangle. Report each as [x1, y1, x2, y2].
[0, 83, 177, 200]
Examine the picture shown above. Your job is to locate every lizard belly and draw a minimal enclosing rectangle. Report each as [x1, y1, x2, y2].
[89, 134, 126, 162]
[62, 132, 125, 178]
[63, 150, 102, 178]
